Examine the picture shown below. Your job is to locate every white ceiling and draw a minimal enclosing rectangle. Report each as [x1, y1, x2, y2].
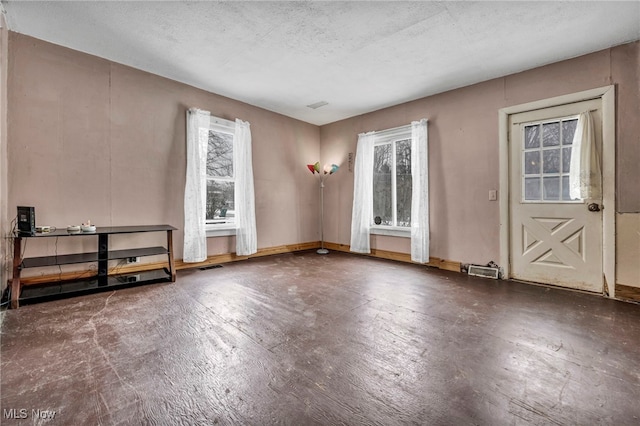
[3, 1, 639, 126]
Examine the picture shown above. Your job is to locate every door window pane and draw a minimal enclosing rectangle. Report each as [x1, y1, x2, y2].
[542, 122, 560, 147]
[562, 175, 571, 201]
[562, 119, 578, 145]
[543, 148, 560, 174]
[525, 177, 541, 201]
[562, 147, 572, 173]
[524, 151, 540, 174]
[543, 177, 560, 200]
[524, 125, 540, 149]
[522, 115, 579, 203]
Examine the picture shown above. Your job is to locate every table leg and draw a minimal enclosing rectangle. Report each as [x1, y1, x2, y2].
[11, 236, 22, 309]
[167, 230, 176, 282]
[98, 234, 108, 286]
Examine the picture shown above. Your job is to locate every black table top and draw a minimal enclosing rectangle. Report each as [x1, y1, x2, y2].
[15, 224, 177, 238]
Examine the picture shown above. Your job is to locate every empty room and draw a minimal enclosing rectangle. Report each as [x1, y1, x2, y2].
[1, 1, 639, 424]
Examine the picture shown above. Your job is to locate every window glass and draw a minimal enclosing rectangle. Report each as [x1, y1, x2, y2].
[207, 131, 234, 178]
[525, 177, 541, 201]
[373, 144, 392, 225]
[542, 122, 560, 147]
[206, 127, 235, 225]
[543, 176, 560, 200]
[562, 147, 572, 173]
[543, 148, 560, 174]
[523, 116, 579, 202]
[372, 135, 412, 228]
[524, 125, 540, 149]
[524, 151, 540, 175]
[561, 175, 571, 201]
[562, 119, 577, 145]
[206, 180, 234, 222]
[395, 139, 412, 227]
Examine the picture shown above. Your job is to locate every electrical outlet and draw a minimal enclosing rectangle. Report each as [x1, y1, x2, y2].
[126, 257, 140, 264]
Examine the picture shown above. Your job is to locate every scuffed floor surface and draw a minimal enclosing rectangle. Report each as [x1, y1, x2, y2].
[1, 251, 640, 425]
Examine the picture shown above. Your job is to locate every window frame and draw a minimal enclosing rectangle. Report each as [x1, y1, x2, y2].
[205, 117, 237, 237]
[370, 125, 412, 237]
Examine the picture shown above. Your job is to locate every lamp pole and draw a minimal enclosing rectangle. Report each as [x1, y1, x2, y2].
[318, 178, 328, 254]
[307, 162, 339, 255]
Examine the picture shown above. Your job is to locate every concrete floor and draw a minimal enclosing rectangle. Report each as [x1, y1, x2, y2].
[1, 251, 640, 425]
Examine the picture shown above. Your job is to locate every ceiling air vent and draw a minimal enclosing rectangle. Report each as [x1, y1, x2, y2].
[468, 265, 499, 279]
[306, 101, 328, 109]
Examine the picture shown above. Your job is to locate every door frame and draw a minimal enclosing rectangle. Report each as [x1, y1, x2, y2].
[498, 86, 616, 297]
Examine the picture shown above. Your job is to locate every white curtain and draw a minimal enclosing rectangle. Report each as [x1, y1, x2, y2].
[183, 108, 210, 262]
[411, 119, 429, 263]
[234, 119, 257, 256]
[569, 111, 601, 200]
[350, 132, 376, 253]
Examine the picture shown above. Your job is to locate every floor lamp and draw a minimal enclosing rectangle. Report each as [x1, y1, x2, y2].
[307, 162, 339, 254]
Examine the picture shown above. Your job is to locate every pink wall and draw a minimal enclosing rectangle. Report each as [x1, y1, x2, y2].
[612, 42, 640, 213]
[0, 18, 8, 290]
[7, 33, 320, 260]
[6, 32, 639, 272]
[320, 42, 640, 266]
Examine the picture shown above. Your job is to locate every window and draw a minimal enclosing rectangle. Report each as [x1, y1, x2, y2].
[522, 116, 578, 202]
[185, 109, 256, 259]
[372, 126, 412, 233]
[206, 119, 236, 233]
[350, 119, 428, 260]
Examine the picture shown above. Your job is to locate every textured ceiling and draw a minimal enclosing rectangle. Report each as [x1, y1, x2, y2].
[3, 1, 639, 125]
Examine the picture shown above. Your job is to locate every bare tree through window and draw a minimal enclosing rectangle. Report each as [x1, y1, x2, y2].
[206, 130, 235, 222]
[373, 144, 392, 225]
[373, 138, 412, 227]
[395, 139, 412, 226]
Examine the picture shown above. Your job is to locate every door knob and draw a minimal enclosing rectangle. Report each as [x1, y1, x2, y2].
[587, 203, 601, 212]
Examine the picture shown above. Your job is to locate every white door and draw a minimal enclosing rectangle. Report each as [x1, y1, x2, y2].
[509, 99, 603, 292]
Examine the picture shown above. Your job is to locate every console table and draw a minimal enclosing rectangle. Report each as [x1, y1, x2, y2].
[10, 225, 177, 308]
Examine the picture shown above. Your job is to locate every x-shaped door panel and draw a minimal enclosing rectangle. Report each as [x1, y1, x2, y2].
[521, 216, 586, 270]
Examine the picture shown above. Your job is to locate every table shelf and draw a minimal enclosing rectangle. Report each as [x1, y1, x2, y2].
[21, 246, 169, 268]
[18, 269, 173, 306]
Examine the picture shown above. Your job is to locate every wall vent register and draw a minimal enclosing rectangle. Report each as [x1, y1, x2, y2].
[468, 265, 500, 279]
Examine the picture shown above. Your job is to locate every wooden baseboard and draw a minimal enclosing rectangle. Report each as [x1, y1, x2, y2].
[438, 258, 462, 272]
[17, 270, 98, 286]
[324, 242, 461, 272]
[175, 241, 320, 270]
[16, 240, 462, 285]
[614, 284, 640, 303]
